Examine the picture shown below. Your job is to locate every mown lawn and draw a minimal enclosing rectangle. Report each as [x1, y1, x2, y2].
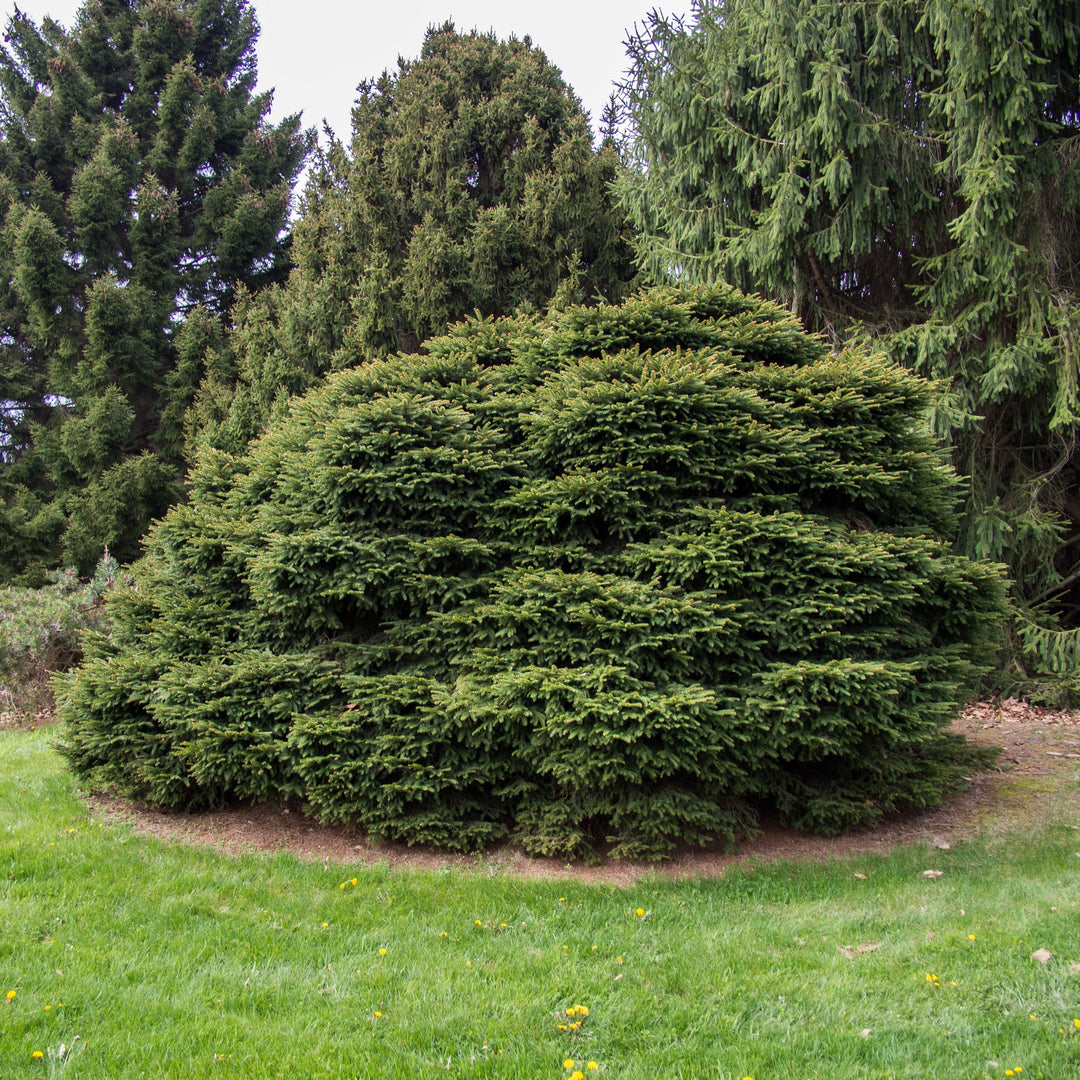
[2, 725, 1079, 1079]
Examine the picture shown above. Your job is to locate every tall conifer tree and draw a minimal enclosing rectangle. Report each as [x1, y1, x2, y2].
[0, 0, 311, 579]
[619, 0, 1080, 680]
[184, 23, 638, 457]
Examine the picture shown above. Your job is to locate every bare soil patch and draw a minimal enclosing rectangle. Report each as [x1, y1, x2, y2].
[72, 699, 1080, 885]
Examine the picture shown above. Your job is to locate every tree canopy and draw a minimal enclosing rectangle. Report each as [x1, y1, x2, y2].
[183, 22, 638, 459]
[618, 0, 1080, 684]
[60, 285, 1006, 860]
[0, 0, 311, 580]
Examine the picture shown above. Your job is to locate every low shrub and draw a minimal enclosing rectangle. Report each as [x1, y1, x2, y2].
[1, 566, 98, 724]
[58, 286, 1008, 858]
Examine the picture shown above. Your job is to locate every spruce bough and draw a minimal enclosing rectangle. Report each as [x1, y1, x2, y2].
[60, 286, 1007, 860]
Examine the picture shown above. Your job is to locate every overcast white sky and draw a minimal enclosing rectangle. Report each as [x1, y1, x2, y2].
[4, 1, 679, 143]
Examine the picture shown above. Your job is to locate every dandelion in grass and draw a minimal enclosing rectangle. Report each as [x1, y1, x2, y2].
[373, 1011, 383, 1019]
[570, 1072, 584, 1080]
[351, 878, 358, 885]
[378, 948, 387, 955]
[587, 1062, 598, 1071]
[1074, 1019, 1080, 1029]
[635, 908, 645, 917]
[564, 1059, 575, 1069]
[31, 1050, 43, 1059]
[5, 990, 14, 1002]
[968, 934, 976, 941]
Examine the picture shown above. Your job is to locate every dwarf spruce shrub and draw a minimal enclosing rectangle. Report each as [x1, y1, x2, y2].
[58, 286, 1008, 859]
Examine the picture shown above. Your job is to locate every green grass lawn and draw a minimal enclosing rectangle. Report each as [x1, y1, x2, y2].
[2, 725, 1079, 1080]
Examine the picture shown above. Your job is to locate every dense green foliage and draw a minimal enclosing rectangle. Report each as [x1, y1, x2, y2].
[0, 0, 311, 580]
[618, 0, 1080, 683]
[184, 22, 638, 459]
[59, 286, 1006, 859]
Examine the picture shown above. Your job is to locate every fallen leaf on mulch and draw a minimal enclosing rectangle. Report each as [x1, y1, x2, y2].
[1031, 948, 1053, 964]
[934, 839, 952, 850]
[840, 942, 882, 959]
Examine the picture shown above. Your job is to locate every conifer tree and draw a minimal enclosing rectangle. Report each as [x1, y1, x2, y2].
[618, 0, 1080, 683]
[60, 285, 1007, 860]
[184, 22, 638, 458]
[0, 0, 311, 580]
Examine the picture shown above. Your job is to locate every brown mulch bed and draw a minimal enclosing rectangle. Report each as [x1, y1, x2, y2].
[72, 698, 1080, 885]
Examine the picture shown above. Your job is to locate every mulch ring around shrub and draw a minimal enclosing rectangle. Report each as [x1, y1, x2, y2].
[75, 698, 1080, 885]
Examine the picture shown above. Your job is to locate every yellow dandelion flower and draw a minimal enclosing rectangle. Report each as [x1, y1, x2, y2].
[587, 1062, 598, 1070]
[475, 920, 483, 927]
[968, 934, 976, 941]
[5, 991, 15, 1002]
[1006, 1071, 1014, 1077]
[558, 1024, 568, 1031]
[32, 1051, 43, 1059]
[378, 948, 387, 956]
[564, 1059, 575, 1070]
[465, 960, 471, 967]
[558, 897, 566, 903]
[566, 1008, 576, 1017]
[321, 921, 329, 928]
[439, 931, 448, 938]
[500, 923, 507, 929]
[578, 1005, 589, 1017]
[1030, 1014, 1037, 1021]
[1074, 1019, 1080, 1029]
[351, 878, 358, 885]
[571, 1072, 584, 1080]
[43, 1005, 51, 1011]
[635, 908, 645, 917]
[339, 883, 346, 890]
[373, 1011, 383, 1019]
[616, 956, 623, 963]
[1015, 1069, 1022, 1074]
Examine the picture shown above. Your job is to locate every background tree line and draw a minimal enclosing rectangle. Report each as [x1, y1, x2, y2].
[2, 0, 1078, 692]
[0, 0, 636, 583]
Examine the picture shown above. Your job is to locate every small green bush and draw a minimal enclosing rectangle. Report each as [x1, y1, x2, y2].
[0, 557, 118, 722]
[58, 286, 1008, 858]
